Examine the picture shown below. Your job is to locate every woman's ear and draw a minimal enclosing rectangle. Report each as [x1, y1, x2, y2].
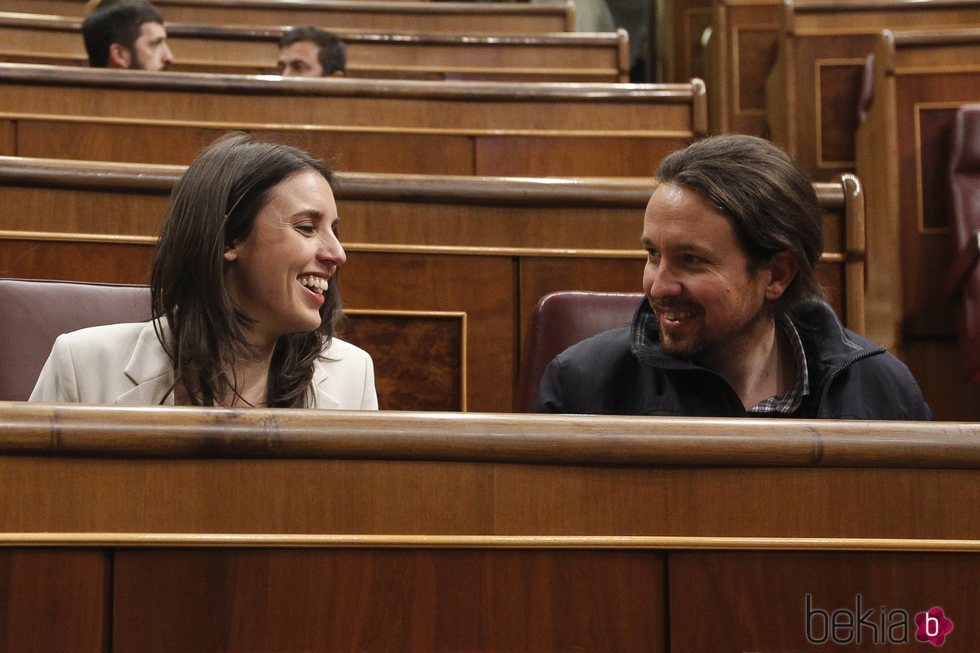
[223, 245, 238, 262]
[107, 43, 131, 69]
[764, 251, 799, 301]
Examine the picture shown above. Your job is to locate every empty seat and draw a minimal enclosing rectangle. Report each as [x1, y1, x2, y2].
[0, 278, 151, 400]
[515, 291, 643, 411]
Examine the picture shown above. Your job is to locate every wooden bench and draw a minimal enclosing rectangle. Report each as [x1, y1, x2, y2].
[0, 63, 706, 177]
[0, 12, 630, 82]
[0, 155, 864, 412]
[0, 63, 704, 137]
[0, 113, 694, 177]
[1, 0, 575, 33]
[703, 0, 781, 137]
[658, 0, 713, 83]
[766, 0, 980, 180]
[854, 27, 980, 421]
[0, 404, 968, 650]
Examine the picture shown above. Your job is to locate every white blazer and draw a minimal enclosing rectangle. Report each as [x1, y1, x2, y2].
[29, 321, 378, 409]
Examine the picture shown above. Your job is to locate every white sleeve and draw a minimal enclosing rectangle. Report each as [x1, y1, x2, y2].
[361, 352, 379, 410]
[28, 335, 80, 403]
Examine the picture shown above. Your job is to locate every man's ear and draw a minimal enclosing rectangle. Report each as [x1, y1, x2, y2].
[764, 251, 799, 301]
[107, 43, 131, 69]
[328, 70, 345, 77]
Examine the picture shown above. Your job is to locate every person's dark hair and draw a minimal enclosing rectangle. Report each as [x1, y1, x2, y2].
[654, 134, 825, 318]
[82, 0, 163, 67]
[151, 133, 342, 408]
[278, 25, 347, 75]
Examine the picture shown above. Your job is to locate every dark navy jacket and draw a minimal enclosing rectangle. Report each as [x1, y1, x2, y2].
[534, 300, 933, 420]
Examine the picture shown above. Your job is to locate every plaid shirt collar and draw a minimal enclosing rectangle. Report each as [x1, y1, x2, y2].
[749, 316, 809, 415]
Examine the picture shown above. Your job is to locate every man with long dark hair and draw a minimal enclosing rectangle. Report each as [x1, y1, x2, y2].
[535, 135, 931, 419]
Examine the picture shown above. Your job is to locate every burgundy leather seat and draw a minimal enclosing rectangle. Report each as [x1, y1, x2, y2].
[947, 105, 980, 384]
[0, 279, 151, 400]
[515, 291, 643, 411]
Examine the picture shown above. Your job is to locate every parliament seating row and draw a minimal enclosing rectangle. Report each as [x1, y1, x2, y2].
[0, 63, 692, 133]
[0, 403, 971, 650]
[0, 63, 705, 177]
[0, 12, 631, 82]
[0, 155, 865, 412]
[0, 113, 694, 177]
[853, 28, 980, 421]
[2, 0, 576, 34]
[766, 0, 980, 180]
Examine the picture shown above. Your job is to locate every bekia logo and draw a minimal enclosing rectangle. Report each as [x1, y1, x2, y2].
[915, 607, 954, 646]
[805, 595, 954, 646]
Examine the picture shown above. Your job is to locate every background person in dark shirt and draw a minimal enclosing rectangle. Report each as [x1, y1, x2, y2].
[277, 25, 346, 77]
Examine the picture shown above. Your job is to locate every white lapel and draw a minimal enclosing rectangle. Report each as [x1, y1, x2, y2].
[310, 359, 340, 409]
[116, 321, 176, 405]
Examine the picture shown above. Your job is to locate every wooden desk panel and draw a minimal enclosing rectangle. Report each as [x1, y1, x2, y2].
[766, 0, 980, 179]
[705, 0, 782, 136]
[1, 0, 575, 34]
[854, 29, 980, 421]
[112, 548, 665, 652]
[671, 551, 977, 651]
[0, 549, 107, 652]
[0, 407, 975, 651]
[0, 64, 704, 134]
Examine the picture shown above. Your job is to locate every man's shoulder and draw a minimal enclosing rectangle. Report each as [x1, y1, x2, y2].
[819, 329, 932, 420]
[555, 324, 634, 366]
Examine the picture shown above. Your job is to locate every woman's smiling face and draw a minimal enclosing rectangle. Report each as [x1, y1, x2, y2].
[222, 170, 346, 348]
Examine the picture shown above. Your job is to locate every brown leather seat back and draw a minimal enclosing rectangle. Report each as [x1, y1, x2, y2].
[948, 105, 980, 384]
[0, 279, 151, 400]
[515, 291, 643, 411]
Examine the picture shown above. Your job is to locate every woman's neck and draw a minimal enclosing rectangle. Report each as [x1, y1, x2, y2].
[225, 347, 275, 407]
[174, 346, 275, 408]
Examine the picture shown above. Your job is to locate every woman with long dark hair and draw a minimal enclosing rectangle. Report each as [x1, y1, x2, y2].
[31, 134, 377, 409]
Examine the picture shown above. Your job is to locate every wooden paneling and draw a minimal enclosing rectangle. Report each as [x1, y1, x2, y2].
[0, 13, 629, 82]
[854, 29, 980, 420]
[0, 65, 698, 133]
[904, 338, 980, 422]
[339, 312, 464, 411]
[112, 549, 665, 652]
[343, 252, 516, 411]
[1, 0, 575, 33]
[0, 406, 976, 536]
[0, 120, 12, 156]
[473, 133, 686, 177]
[659, 0, 712, 82]
[0, 239, 155, 284]
[0, 406, 972, 651]
[767, 0, 980, 179]
[8, 116, 686, 178]
[670, 551, 978, 651]
[705, 0, 781, 136]
[0, 549, 108, 652]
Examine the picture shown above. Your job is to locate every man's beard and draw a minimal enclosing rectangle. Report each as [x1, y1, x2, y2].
[654, 301, 771, 365]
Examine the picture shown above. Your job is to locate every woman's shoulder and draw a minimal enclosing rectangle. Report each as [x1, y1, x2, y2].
[52, 322, 158, 358]
[320, 336, 373, 363]
[59, 321, 153, 344]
